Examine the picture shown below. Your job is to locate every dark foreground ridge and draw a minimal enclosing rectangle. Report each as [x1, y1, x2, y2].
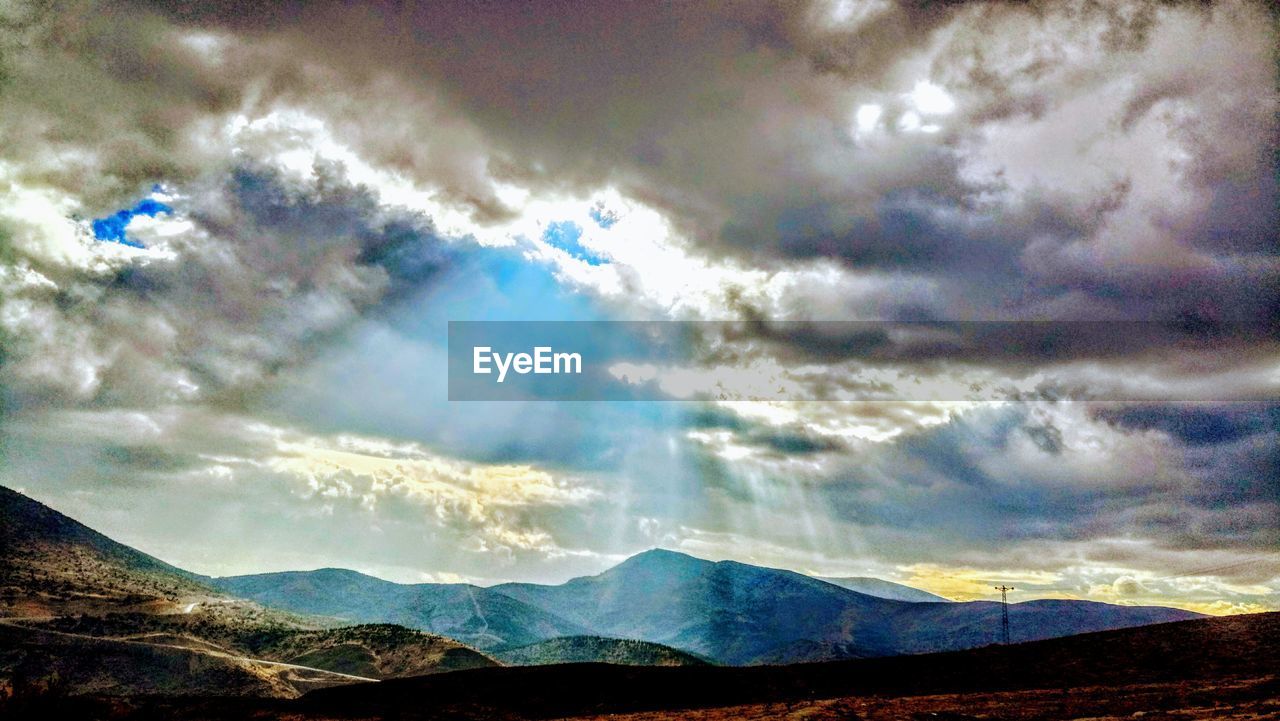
[7, 611, 1276, 720]
[302, 612, 1280, 718]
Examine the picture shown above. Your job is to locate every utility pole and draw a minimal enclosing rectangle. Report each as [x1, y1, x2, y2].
[994, 585, 1014, 645]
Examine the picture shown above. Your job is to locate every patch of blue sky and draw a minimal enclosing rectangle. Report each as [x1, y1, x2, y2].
[543, 220, 608, 265]
[588, 205, 619, 229]
[91, 197, 173, 248]
[264, 242, 687, 472]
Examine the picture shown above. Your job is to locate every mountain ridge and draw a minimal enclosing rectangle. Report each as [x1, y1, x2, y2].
[214, 548, 1203, 665]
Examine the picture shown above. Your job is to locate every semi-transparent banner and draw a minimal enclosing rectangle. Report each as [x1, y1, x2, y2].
[447, 320, 1280, 402]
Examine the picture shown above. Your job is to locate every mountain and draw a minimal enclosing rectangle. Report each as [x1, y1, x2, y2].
[865, 594, 1204, 655]
[210, 568, 588, 650]
[492, 549, 1201, 664]
[492, 549, 899, 663]
[0, 485, 211, 617]
[814, 576, 950, 603]
[494, 636, 709, 667]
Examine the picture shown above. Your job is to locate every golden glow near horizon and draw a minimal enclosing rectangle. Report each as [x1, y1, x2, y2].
[899, 562, 1276, 616]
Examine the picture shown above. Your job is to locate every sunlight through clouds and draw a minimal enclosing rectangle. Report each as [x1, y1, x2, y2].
[0, 0, 1274, 615]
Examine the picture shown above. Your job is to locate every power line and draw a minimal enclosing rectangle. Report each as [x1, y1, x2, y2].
[994, 584, 1014, 645]
[1156, 555, 1275, 582]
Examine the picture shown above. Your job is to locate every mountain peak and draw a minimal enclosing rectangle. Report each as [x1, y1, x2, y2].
[628, 547, 701, 562]
[609, 548, 710, 576]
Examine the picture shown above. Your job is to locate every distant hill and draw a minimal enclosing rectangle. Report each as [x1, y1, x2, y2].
[814, 576, 949, 603]
[495, 636, 709, 667]
[492, 549, 1201, 664]
[210, 569, 588, 650]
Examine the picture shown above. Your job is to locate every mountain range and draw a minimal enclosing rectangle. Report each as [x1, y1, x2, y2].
[3, 483, 1203, 677]
[209, 568, 589, 651]
[211, 546, 1201, 665]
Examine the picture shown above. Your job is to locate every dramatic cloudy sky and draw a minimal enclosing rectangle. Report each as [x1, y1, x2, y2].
[1, 0, 1276, 614]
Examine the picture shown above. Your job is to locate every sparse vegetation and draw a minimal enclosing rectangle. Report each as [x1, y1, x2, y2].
[496, 636, 710, 667]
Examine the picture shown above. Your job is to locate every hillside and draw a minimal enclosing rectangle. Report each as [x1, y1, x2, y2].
[0, 621, 359, 700]
[22, 613, 496, 679]
[211, 569, 588, 650]
[0, 485, 211, 616]
[494, 636, 709, 667]
[0, 486, 494, 696]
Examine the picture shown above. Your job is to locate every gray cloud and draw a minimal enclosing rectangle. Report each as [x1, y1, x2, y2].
[822, 403, 1280, 559]
[135, 0, 1279, 322]
[0, 160, 450, 411]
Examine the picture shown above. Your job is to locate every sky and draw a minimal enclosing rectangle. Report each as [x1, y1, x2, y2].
[0, 0, 1276, 615]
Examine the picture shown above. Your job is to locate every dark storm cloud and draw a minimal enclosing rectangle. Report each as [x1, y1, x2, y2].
[1098, 403, 1280, 516]
[134, 0, 1279, 326]
[714, 318, 1278, 364]
[817, 403, 1280, 560]
[1093, 403, 1280, 447]
[97, 443, 202, 472]
[7, 0, 1274, 325]
[685, 405, 845, 456]
[650, 317, 1278, 404]
[1021, 421, 1063, 454]
[0, 0, 243, 206]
